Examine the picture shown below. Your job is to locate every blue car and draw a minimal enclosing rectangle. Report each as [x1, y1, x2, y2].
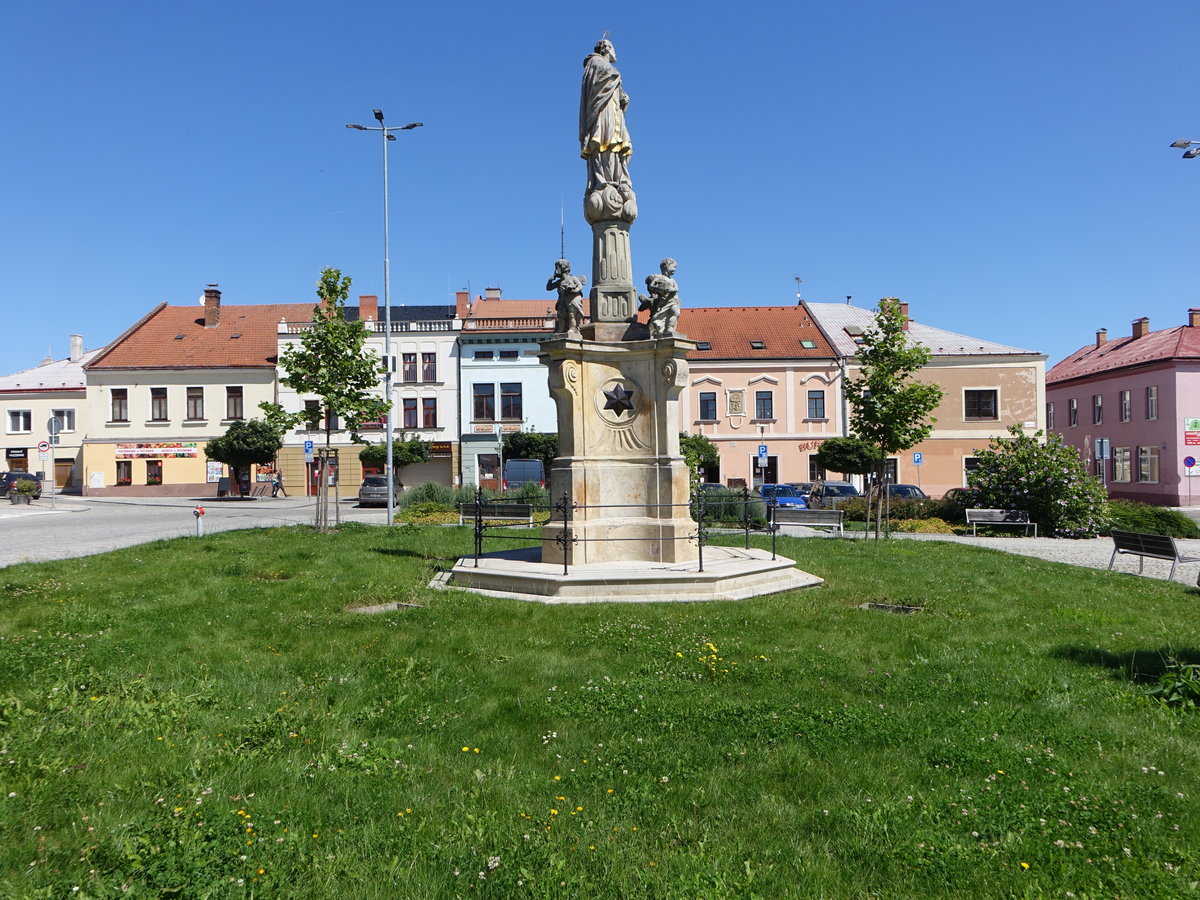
[756, 483, 808, 508]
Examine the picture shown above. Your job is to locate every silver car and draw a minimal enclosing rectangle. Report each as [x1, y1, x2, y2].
[357, 476, 390, 507]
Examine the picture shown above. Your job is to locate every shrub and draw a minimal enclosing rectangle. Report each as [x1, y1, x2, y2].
[892, 518, 955, 534]
[397, 501, 458, 526]
[1106, 500, 1200, 539]
[968, 426, 1109, 538]
[505, 482, 550, 506]
[399, 482, 481, 510]
[695, 488, 767, 527]
[13, 478, 40, 497]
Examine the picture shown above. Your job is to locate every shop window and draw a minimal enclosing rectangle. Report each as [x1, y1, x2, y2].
[150, 388, 168, 422]
[225, 386, 244, 420]
[146, 459, 163, 486]
[808, 458, 826, 481]
[116, 460, 132, 486]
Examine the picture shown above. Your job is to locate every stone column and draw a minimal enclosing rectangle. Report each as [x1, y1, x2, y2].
[540, 335, 698, 565]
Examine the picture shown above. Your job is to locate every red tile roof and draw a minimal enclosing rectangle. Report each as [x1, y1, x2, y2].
[464, 297, 593, 321]
[1048, 325, 1200, 384]
[677, 306, 835, 359]
[86, 303, 313, 370]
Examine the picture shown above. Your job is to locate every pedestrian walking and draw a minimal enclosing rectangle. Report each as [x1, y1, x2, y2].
[272, 470, 287, 498]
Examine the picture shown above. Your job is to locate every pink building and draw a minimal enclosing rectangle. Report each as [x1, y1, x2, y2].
[1046, 309, 1200, 506]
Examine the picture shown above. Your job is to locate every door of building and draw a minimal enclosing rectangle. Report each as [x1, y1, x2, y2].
[752, 455, 778, 487]
[54, 460, 72, 489]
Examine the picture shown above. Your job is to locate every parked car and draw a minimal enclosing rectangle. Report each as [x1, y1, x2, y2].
[873, 483, 928, 500]
[942, 487, 979, 504]
[503, 459, 545, 491]
[357, 475, 390, 507]
[755, 483, 808, 508]
[697, 482, 727, 493]
[787, 481, 816, 499]
[807, 480, 860, 508]
[0, 472, 41, 499]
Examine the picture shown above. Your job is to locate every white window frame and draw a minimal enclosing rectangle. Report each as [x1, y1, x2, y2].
[7, 409, 32, 434]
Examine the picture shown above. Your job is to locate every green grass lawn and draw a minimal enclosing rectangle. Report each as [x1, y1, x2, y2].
[2, 525, 1198, 898]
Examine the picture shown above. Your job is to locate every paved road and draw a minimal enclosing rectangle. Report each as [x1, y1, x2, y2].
[0, 495, 393, 568]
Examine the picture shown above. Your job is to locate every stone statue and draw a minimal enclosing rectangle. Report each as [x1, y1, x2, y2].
[580, 39, 637, 224]
[547, 258, 586, 337]
[638, 258, 681, 338]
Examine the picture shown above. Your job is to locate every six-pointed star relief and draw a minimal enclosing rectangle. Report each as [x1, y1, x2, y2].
[602, 384, 635, 416]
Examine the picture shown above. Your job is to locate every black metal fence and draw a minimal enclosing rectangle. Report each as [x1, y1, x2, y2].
[464, 486, 781, 575]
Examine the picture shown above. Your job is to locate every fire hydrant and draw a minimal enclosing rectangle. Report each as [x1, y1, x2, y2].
[194, 505, 205, 537]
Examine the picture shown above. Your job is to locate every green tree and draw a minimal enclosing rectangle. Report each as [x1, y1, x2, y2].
[359, 438, 431, 486]
[968, 426, 1109, 537]
[260, 267, 387, 528]
[204, 419, 283, 497]
[679, 432, 721, 485]
[844, 298, 943, 536]
[813, 436, 879, 480]
[502, 432, 558, 470]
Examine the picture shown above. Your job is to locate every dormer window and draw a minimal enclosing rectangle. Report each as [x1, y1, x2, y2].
[749, 340, 766, 350]
[696, 341, 712, 350]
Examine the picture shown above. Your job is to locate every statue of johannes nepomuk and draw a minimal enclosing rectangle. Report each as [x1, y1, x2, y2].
[580, 39, 637, 224]
[547, 258, 586, 337]
[638, 258, 682, 338]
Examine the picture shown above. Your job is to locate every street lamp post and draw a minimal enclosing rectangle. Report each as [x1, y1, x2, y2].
[1170, 139, 1200, 159]
[347, 111, 423, 524]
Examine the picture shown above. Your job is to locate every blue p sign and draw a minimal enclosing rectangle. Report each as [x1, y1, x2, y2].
[913, 452, 923, 466]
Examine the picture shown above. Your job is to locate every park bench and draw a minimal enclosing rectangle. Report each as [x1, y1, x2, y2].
[772, 507, 844, 534]
[966, 508, 1037, 537]
[1108, 529, 1200, 581]
[459, 502, 534, 526]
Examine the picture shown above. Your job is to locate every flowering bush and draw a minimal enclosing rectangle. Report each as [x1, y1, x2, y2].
[967, 426, 1109, 538]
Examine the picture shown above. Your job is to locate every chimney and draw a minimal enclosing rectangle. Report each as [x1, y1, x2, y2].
[1095, 328, 1107, 348]
[1189, 308, 1200, 328]
[359, 294, 378, 321]
[1131, 316, 1150, 339]
[455, 290, 471, 318]
[898, 300, 910, 331]
[203, 285, 221, 328]
[69, 334, 83, 362]
[485, 287, 502, 299]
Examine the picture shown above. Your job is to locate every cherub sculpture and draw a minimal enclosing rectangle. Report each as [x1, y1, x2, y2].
[638, 257, 681, 338]
[547, 258, 586, 337]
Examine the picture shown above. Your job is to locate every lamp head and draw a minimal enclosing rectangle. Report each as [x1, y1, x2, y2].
[346, 124, 367, 130]
[401, 122, 424, 130]
[1170, 139, 1193, 149]
[373, 109, 384, 121]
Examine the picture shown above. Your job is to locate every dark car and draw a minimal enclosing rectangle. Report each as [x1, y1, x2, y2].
[877, 483, 928, 500]
[787, 481, 816, 499]
[756, 483, 808, 508]
[0, 472, 41, 498]
[357, 475, 390, 507]
[503, 459, 545, 491]
[697, 483, 726, 493]
[807, 480, 860, 508]
[942, 487, 979, 504]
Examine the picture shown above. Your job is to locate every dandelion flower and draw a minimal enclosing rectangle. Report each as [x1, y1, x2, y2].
[1020, 862, 1030, 870]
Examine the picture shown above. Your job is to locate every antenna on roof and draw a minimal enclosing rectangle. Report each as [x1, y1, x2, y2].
[793, 275, 802, 304]
[846, 295, 852, 305]
[560, 196, 565, 259]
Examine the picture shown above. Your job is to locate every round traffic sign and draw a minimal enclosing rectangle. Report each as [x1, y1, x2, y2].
[37, 440, 50, 453]
[1186, 456, 1196, 469]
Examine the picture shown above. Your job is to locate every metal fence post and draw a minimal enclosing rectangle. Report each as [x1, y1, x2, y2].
[695, 489, 706, 573]
[473, 486, 484, 567]
[742, 486, 752, 550]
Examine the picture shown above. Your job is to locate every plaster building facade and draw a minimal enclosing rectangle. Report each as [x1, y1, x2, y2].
[1046, 310, 1200, 506]
[805, 300, 1046, 497]
[0, 335, 102, 491]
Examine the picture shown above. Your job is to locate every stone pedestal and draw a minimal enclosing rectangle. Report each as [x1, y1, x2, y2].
[539, 335, 698, 566]
[588, 219, 639, 326]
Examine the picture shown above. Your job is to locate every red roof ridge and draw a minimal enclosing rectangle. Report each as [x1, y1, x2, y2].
[84, 303, 168, 369]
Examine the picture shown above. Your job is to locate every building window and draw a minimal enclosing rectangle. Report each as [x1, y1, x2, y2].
[7, 410, 32, 434]
[1092, 394, 1102, 426]
[473, 384, 495, 421]
[402, 353, 418, 383]
[421, 352, 437, 382]
[1137, 446, 1160, 483]
[501, 383, 523, 421]
[1120, 390, 1131, 423]
[111, 389, 129, 423]
[964, 389, 998, 420]
[1112, 447, 1131, 482]
[698, 392, 717, 421]
[116, 461, 132, 486]
[50, 408, 76, 432]
[304, 400, 321, 430]
[755, 390, 774, 420]
[422, 397, 438, 429]
[403, 398, 418, 429]
[1046, 402, 1055, 430]
[146, 459, 163, 485]
[499, 350, 519, 359]
[807, 390, 826, 420]
[150, 388, 168, 422]
[473, 350, 494, 360]
[225, 386, 244, 420]
[809, 458, 826, 481]
[1068, 398, 1077, 427]
[186, 387, 204, 420]
[1146, 385, 1158, 420]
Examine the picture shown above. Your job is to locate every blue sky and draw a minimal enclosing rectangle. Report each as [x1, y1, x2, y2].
[4, 0, 1197, 377]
